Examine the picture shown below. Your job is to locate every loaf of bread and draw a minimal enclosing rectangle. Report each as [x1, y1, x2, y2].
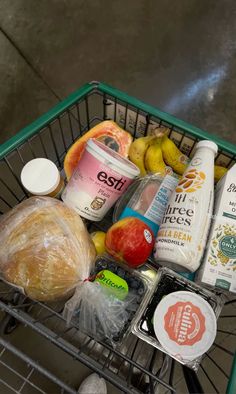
[0, 197, 96, 301]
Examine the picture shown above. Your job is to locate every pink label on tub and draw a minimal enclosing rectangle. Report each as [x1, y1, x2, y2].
[62, 150, 134, 221]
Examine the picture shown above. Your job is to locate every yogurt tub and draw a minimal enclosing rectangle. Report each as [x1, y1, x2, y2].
[153, 291, 217, 362]
[62, 139, 140, 221]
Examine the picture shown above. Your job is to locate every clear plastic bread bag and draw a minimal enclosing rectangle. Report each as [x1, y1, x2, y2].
[0, 196, 140, 345]
[0, 197, 96, 302]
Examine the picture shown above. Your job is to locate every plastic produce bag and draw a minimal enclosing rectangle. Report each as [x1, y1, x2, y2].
[63, 255, 148, 346]
[63, 278, 139, 346]
[0, 197, 96, 301]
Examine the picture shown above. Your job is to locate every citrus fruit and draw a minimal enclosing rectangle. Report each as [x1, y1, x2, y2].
[91, 231, 106, 255]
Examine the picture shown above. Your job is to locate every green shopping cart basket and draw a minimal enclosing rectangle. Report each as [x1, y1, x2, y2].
[0, 81, 235, 394]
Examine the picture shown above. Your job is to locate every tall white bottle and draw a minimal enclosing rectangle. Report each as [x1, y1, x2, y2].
[154, 140, 218, 272]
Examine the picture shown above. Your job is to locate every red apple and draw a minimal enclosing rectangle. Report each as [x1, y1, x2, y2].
[105, 217, 154, 267]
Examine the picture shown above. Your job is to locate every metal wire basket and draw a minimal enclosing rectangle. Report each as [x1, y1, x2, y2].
[0, 81, 235, 394]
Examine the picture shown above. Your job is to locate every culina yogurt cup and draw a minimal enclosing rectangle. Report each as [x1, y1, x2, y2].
[153, 291, 217, 363]
[62, 139, 140, 221]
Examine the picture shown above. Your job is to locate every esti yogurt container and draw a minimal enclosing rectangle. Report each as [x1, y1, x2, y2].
[153, 291, 217, 362]
[62, 139, 140, 221]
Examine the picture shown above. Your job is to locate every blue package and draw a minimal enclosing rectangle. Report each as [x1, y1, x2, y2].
[179, 271, 195, 281]
[118, 174, 178, 236]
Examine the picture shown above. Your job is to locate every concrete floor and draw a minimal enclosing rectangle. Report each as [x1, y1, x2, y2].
[0, 0, 236, 145]
[0, 1, 236, 393]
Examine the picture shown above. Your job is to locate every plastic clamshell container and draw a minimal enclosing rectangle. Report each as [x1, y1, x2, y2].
[82, 254, 155, 346]
[131, 267, 224, 371]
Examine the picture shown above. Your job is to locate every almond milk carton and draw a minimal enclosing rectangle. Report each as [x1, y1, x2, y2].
[154, 141, 217, 272]
[198, 164, 236, 293]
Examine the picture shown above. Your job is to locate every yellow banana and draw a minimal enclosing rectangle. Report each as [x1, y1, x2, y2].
[130, 130, 228, 182]
[161, 134, 190, 175]
[145, 139, 167, 175]
[129, 135, 156, 176]
[214, 165, 227, 182]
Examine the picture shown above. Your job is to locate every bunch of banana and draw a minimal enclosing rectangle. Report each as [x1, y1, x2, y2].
[160, 134, 228, 182]
[145, 138, 166, 175]
[129, 134, 167, 176]
[161, 133, 190, 175]
[128, 135, 157, 176]
[129, 127, 228, 182]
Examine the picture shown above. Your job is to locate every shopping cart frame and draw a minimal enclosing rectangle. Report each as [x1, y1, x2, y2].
[0, 81, 235, 394]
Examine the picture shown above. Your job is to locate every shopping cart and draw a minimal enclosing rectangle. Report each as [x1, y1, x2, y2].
[0, 81, 235, 394]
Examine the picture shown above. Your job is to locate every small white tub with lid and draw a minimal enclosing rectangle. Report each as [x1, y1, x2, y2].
[21, 158, 64, 198]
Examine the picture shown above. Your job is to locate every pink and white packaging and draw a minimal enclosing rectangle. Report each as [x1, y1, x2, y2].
[62, 139, 140, 221]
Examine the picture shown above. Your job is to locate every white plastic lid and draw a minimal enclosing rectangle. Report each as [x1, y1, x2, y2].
[196, 140, 218, 156]
[86, 139, 140, 178]
[153, 291, 216, 361]
[21, 158, 60, 195]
